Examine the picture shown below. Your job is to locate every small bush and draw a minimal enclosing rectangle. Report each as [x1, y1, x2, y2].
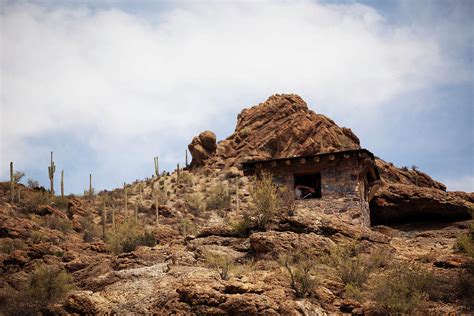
[178, 218, 198, 237]
[371, 264, 434, 314]
[203, 251, 234, 280]
[206, 184, 231, 210]
[279, 186, 296, 216]
[106, 220, 156, 254]
[52, 196, 69, 210]
[279, 250, 317, 298]
[13, 171, 25, 184]
[230, 213, 253, 237]
[322, 243, 374, 288]
[27, 265, 73, 308]
[457, 222, 474, 258]
[179, 171, 194, 186]
[21, 191, 51, 213]
[250, 172, 280, 230]
[184, 193, 206, 214]
[458, 261, 474, 309]
[27, 178, 39, 189]
[44, 214, 71, 233]
[30, 230, 46, 244]
[0, 238, 27, 254]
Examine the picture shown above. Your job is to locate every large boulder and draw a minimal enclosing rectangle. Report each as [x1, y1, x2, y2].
[188, 130, 217, 167]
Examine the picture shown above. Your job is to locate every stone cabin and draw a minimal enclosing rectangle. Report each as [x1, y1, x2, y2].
[241, 149, 381, 227]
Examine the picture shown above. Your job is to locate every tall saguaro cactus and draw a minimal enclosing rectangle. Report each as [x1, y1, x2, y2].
[89, 174, 93, 199]
[185, 150, 189, 168]
[154, 156, 159, 177]
[48, 152, 56, 196]
[10, 162, 14, 202]
[102, 202, 107, 240]
[124, 182, 128, 219]
[61, 170, 64, 197]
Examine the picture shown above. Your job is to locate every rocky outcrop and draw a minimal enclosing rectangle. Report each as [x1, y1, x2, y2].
[188, 131, 217, 167]
[202, 94, 360, 169]
[370, 184, 473, 224]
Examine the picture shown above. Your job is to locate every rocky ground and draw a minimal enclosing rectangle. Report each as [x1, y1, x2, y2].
[1, 94, 473, 315]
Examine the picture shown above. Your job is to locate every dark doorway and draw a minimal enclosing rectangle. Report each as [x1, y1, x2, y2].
[294, 173, 322, 199]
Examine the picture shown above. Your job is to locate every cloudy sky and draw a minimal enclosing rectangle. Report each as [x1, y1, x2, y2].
[1, 0, 473, 193]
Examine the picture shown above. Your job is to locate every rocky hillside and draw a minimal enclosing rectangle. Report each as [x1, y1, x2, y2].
[0, 94, 473, 315]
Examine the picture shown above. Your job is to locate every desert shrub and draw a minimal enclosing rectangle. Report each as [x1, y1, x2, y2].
[27, 265, 73, 309]
[0, 238, 27, 254]
[457, 222, 474, 258]
[250, 173, 280, 230]
[206, 184, 231, 210]
[52, 196, 69, 210]
[44, 214, 71, 233]
[179, 218, 198, 237]
[21, 191, 51, 213]
[279, 250, 317, 298]
[106, 221, 156, 254]
[371, 264, 434, 314]
[13, 171, 25, 184]
[230, 212, 253, 237]
[179, 171, 193, 186]
[83, 230, 94, 242]
[458, 261, 474, 309]
[279, 187, 296, 216]
[30, 230, 46, 244]
[184, 193, 206, 214]
[27, 178, 39, 189]
[322, 243, 373, 288]
[203, 251, 234, 280]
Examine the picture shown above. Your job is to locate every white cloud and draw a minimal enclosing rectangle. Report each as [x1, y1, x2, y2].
[0, 1, 470, 191]
[442, 176, 474, 193]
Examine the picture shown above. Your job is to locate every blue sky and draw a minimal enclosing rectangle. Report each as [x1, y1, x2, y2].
[1, 0, 473, 193]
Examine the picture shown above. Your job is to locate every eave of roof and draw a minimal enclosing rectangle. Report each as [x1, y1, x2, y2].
[241, 148, 375, 166]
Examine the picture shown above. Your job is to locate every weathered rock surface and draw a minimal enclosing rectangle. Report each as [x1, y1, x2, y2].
[370, 184, 473, 224]
[188, 130, 217, 167]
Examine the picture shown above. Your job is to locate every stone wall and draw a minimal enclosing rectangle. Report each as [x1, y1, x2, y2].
[256, 155, 371, 227]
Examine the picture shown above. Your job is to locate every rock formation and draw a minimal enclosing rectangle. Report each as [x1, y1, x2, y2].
[188, 130, 217, 167]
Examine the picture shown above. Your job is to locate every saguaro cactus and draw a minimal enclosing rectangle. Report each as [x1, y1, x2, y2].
[124, 182, 128, 219]
[102, 202, 107, 239]
[61, 170, 64, 197]
[177, 163, 180, 182]
[236, 178, 240, 213]
[89, 174, 93, 199]
[154, 156, 159, 177]
[48, 152, 56, 196]
[10, 162, 14, 202]
[185, 150, 189, 168]
[155, 194, 159, 227]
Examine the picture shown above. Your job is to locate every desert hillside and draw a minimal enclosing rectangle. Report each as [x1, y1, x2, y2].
[0, 94, 473, 315]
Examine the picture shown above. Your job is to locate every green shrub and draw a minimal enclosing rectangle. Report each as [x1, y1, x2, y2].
[279, 250, 317, 298]
[0, 238, 27, 254]
[457, 222, 474, 258]
[30, 230, 46, 244]
[250, 173, 280, 230]
[106, 220, 156, 254]
[21, 191, 51, 213]
[184, 193, 206, 214]
[322, 243, 374, 288]
[203, 251, 234, 280]
[179, 171, 194, 186]
[44, 214, 71, 233]
[27, 265, 73, 307]
[371, 264, 434, 314]
[206, 184, 231, 210]
[230, 213, 253, 237]
[279, 186, 296, 216]
[179, 218, 198, 237]
[52, 196, 69, 210]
